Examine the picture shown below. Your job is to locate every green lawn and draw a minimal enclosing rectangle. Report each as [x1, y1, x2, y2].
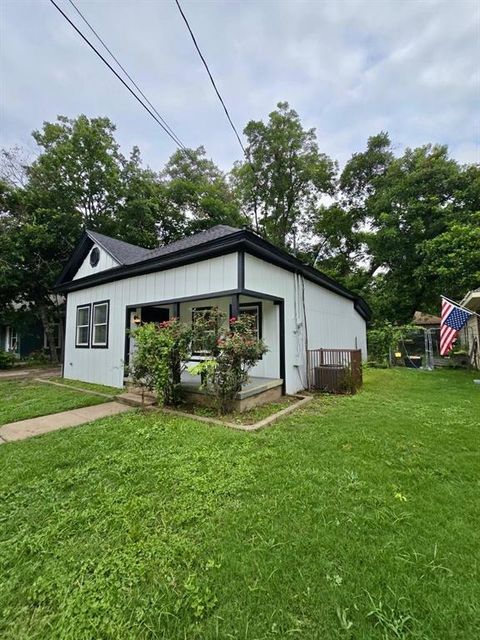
[0, 379, 110, 425]
[0, 369, 478, 639]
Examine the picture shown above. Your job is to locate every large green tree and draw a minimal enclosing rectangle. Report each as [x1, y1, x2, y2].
[312, 133, 479, 323]
[161, 146, 246, 235]
[233, 102, 336, 251]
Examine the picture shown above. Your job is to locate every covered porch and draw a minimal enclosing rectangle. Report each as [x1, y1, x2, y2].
[125, 290, 285, 409]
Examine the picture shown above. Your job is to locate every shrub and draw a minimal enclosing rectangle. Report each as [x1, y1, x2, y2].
[191, 310, 268, 414]
[130, 318, 193, 406]
[27, 350, 50, 365]
[0, 349, 16, 370]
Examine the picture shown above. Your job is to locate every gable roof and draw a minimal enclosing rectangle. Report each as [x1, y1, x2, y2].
[86, 230, 151, 265]
[412, 311, 441, 326]
[55, 225, 371, 320]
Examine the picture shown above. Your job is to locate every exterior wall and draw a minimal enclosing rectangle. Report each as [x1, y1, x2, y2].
[73, 244, 119, 280]
[460, 315, 480, 369]
[244, 254, 367, 394]
[64, 253, 238, 387]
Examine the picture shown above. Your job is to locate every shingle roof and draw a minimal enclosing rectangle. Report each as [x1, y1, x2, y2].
[86, 230, 151, 265]
[87, 225, 242, 266]
[141, 225, 241, 261]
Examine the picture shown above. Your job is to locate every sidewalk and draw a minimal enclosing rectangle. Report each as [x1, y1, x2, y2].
[0, 366, 61, 381]
[0, 402, 132, 443]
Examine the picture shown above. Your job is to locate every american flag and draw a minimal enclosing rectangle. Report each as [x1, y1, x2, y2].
[440, 298, 472, 356]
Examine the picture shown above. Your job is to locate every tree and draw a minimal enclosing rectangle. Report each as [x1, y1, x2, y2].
[233, 102, 336, 251]
[161, 147, 246, 235]
[311, 133, 479, 324]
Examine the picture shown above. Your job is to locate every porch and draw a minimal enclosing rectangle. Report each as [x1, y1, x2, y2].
[125, 291, 285, 410]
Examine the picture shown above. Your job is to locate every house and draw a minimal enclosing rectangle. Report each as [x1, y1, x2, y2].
[54, 226, 370, 395]
[459, 288, 480, 369]
[0, 301, 64, 362]
[411, 311, 441, 330]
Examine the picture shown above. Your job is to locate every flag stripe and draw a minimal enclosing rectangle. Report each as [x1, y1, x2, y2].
[439, 297, 472, 356]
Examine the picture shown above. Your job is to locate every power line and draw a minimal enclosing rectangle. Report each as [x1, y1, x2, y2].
[49, 0, 186, 150]
[66, 0, 186, 149]
[174, 0, 246, 155]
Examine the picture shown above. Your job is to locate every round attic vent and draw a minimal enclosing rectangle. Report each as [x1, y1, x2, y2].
[90, 247, 100, 267]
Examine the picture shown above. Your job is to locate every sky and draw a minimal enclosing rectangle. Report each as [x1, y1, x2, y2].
[1, 0, 479, 173]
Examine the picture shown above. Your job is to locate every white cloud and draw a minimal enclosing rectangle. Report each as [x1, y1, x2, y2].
[0, 0, 478, 172]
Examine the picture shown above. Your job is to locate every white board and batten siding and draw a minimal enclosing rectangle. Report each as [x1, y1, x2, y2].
[73, 244, 120, 280]
[64, 254, 238, 388]
[244, 254, 367, 394]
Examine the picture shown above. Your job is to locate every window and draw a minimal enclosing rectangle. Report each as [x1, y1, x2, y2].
[92, 301, 109, 348]
[90, 247, 100, 267]
[192, 307, 215, 355]
[230, 303, 262, 340]
[76, 305, 91, 347]
[5, 326, 19, 353]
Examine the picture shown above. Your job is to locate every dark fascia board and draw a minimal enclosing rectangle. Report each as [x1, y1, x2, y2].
[54, 229, 371, 320]
[55, 232, 93, 286]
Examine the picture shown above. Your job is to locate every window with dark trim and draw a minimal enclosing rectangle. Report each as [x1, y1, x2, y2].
[92, 301, 109, 348]
[230, 302, 262, 341]
[76, 304, 90, 348]
[192, 306, 215, 356]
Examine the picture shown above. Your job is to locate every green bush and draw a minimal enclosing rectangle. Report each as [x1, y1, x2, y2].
[27, 350, 50, 365]
[130, 318, 193, 406]
[190, 310, 268, 414]
[0, 349, 16, 370]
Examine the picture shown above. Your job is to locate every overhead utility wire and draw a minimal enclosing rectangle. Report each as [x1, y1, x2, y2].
[66, 0, 185, 149]
[174, 0, 246, 155]
[49, 0, 186, 150]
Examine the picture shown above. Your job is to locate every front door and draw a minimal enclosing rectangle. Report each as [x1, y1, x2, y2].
[141, 307, 170, 324]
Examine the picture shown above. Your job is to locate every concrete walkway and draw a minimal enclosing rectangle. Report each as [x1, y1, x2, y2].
[0, 402, 132, 443]
[0, 366, 61, 381]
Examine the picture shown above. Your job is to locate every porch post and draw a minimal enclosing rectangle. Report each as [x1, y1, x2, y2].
[230, 293, 240, 319]
[173, 302, 180, 319]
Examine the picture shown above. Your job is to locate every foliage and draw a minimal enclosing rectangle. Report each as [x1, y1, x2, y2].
[161, 146, 246, 235]
[367, 323, 416, 365]
[130, 318, 193, 406]
[0, 348, 15, 370]
[233, 102, 336, 251]
[26, 350, 50, 365]
[311, 134, 480, 323]
[190, 309, 268, 414]
[0, 368, 479, 639]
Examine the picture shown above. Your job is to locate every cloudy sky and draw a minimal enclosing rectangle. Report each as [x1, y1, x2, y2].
[1, 0, 479, 172]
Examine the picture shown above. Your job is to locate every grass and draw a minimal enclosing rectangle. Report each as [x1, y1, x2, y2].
[0, 368, 479, 639]
[175, 395, 299, 425]
[0, 379, 110, 425]
[47, 377, 122, 396]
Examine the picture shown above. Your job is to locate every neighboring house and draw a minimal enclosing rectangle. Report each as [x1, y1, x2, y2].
[0, 316, 45, 360]
[0, 301, 64, 361]
[412, 311, 441, 330]
[459, 288, 480, 369]
[54, 226, 370, 393]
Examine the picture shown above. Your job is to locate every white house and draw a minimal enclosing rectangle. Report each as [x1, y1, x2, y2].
[55, 225, 370, 394]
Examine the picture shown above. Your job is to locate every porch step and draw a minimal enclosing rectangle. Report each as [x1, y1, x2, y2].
[117, 392, 156, 408]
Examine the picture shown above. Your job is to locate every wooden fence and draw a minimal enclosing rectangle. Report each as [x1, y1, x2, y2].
[307, 348, 363, 394]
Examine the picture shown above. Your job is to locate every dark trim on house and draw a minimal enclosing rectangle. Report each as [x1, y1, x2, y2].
[124, 307, 131, 373]
[125, 289, 241, 310]
[91, 299, 110, 349]
[55, 229, 370, 321]
[173, 302, 180, 318]
[230, 293, 240, 319]
[61, 294, 68, 377]
[241, 289, 284, 303]
[75, 303, 91, 348]
[274, 300, 286, 394]
[237, 251, 245, 290]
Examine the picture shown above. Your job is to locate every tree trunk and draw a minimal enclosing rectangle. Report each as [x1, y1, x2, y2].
[39, 304, 59, 364]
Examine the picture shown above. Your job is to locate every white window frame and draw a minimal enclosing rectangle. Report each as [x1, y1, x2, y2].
[5, 326, 19, 353]
[91, 301, 109, 348]
[75, 304, 91, 348]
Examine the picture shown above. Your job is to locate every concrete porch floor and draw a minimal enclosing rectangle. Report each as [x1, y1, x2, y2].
[180, 372, 283, 400]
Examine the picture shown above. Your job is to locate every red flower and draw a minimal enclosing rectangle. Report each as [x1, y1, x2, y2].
[229, 316, 237, 324]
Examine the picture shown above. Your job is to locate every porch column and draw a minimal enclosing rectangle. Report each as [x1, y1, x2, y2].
[230, 293, 240, 319]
